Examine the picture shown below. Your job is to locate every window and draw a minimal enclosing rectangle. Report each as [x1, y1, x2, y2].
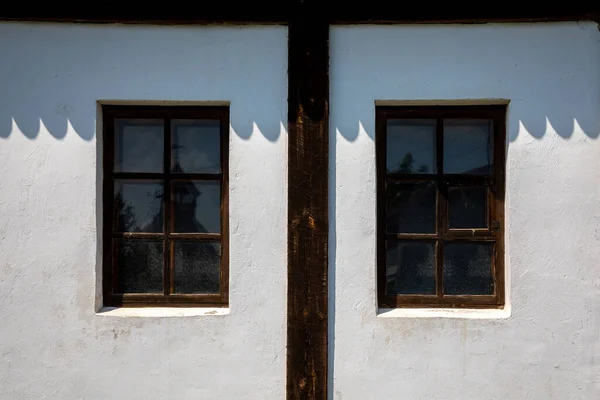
[102, 105, 229, 307]
[376, 105, 505, 308]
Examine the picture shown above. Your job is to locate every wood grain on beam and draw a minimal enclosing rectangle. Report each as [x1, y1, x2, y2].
[287, 4, 329, 399]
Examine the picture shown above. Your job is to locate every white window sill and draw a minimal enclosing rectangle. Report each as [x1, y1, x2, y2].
[97, 307, 230, 318]
[377, 307, 511, 319]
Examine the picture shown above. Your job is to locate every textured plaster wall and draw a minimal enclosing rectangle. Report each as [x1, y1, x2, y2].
[1, 20, 599, 400]
[329, 23, 600, 399]
[0, 23, 288, 399]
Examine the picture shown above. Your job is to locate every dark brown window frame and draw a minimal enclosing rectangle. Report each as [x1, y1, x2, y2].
[376, 104, 506, 309]
[102, 105, 229, 308]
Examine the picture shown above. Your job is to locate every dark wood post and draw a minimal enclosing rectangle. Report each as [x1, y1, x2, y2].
[287, 3, 330, 399]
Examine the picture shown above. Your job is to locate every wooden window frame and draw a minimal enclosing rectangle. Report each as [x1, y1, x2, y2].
[102, 105, 229, 308]
[376, 105, 506, 309]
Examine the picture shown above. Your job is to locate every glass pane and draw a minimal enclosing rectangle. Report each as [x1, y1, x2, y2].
[448, 186, 487, 229]
[443, 119, 493, 174]
[387, 119, 436, 174]
[116, 239, 163, 293]
[173, 181, 221, 233]
[386, 240, 436, 295]
[443, 242, 493, 295]
[173, 241, 221, 294]
[114, 181, 163, 232]
[387, 181, 436, 234]
[172, 119, 221, 174]
[114, 119, 164, 173]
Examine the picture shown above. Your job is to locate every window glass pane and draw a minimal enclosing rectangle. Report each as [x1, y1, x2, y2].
[443, 119, 492, 174]
[387, 181, 436, 234]
[114, 119, 163, 173]
[387, 119, 436, 174]
[115, 239, 163, 293]
[114, 180, 163, 232]
[173, 241, 221, 294]
[173, 181, 220, 233]
[386, 240, 436, 295]
[443, 242, 493, 295]
[448, 186, 487, 229]
[172, 119, 221, 174]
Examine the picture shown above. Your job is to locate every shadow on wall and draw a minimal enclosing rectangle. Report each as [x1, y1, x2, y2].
[0, 105, 95, 141]
[0, 23, 287, 142]
[331, 101, 600, 144]
[328, 23, 600, 143]
[0, 110, 285, 143]
[2, 104, 598, 143]
[1, 30, 598, 141]
[2, 23, 599, 142]
[508, 106, 600, 142]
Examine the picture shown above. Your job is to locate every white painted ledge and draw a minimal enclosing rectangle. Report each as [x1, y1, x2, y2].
[377, 307, 511, 319]
[97, 307, 230, 318]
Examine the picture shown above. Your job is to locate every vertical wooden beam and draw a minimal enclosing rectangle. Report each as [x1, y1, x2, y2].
[287, 4, 329, 399]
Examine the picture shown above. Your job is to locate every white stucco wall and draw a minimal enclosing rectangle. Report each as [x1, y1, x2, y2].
[0, 23, 288, 399]
[1, 20, 599, 400]
[330, 23, 600, 399]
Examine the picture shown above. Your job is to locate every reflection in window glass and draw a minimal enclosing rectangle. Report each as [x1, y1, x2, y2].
[114, 181, 163, 232]
[114, 119, 164, 173]
[103, 106, 229, 307]
[387, 119, 436, 174]
[173, 181, 221, 233]
[172, 120, 220, 174]
[377, 106, 506, 308]
[443, 119, 492, 174]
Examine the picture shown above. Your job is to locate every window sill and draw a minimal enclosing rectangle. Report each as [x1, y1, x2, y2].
[377, 307, 510, 319]
[97, 307, 230, 318]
